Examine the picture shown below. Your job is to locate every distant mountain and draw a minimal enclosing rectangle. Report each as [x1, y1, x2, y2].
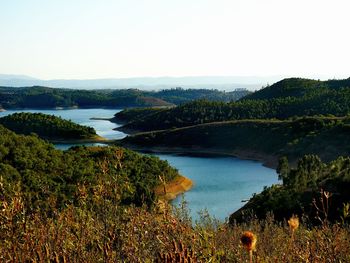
[0, 74, 285, 90]
[0, 74, 38, 80]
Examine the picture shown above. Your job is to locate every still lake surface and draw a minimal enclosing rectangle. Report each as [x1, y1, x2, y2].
[0, 108, 278, 221]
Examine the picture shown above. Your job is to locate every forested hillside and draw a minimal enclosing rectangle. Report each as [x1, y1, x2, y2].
[0, 125, 178, 209]
[0, 113, 98, 140]
[115, 78, 350, 132]
[0, 86, 249, 109]
[112, 107, 166, 124]
[152, 87, 250, 104]
[230, 155, 350, 223]
[119, 116, 350, 166]
[0, 86, 171, 108]
[243, 77, 350, 100]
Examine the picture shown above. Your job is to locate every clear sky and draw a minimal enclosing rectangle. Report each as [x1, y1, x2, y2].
[0, 0, 349, 80]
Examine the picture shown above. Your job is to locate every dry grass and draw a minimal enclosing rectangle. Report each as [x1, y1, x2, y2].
[1, 187, 350, 263]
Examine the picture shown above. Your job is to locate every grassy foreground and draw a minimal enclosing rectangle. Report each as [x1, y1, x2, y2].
[1, 187, 349, 262]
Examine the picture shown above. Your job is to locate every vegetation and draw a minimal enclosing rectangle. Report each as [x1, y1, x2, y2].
[243, 77, 350, 100]
[230, 155, 350, 224]
[112, 107, 167, 124]
[0, 86, 173, 108]
[2, 77, 350, 261]
[0, 112, 98, 140]
[0, 125, 178, 210]
[1, 127, 349, 261]
[0, 86, 249, 109]
[120, 116, 350, 166]
[116, 78, 350, 132]
[153, 87, 251, 104]
[1, 158, 349, 261]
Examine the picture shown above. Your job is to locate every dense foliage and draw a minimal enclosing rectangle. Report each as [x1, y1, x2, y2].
[0, 86, 249, 109]
[0, 125, 178, 210]
[0, 112, 97, 140]
[230, 155, 350, 224]
[116, 78, 350, 132]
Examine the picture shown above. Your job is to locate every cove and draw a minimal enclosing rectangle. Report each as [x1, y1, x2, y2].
[0, 108, 278, 221]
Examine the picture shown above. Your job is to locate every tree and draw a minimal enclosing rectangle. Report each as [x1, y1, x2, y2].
[277, 156, 289, 185]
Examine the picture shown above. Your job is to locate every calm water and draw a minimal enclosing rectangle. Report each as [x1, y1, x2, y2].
[0, 108, 278, 221]
[156, 154, 277, 221]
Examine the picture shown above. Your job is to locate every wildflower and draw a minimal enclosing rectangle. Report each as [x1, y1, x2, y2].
[288, 215, 299, 232]
[240, 231, 257, 252]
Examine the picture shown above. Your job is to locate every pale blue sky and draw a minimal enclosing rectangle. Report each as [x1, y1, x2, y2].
[1, 0, 349, 79]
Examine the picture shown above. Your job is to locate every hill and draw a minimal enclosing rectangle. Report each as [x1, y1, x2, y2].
[152, 87, 251, 104]
[115, 78, 350, 133]
[0, 112, 100, 142]
[0, 86, 249, 109]
[244, 77, 350, 100]
[0, 125, 180, 208]
[0, 86, 172, 109]
[118, 116, 350, 167]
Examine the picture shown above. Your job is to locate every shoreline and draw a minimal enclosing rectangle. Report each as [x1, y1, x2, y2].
[0, 106, 125, 112]
[50, 135, 110, 144]
[90, 117, 114, 121]
[119, 143, 278, 169]
[113, 126, 140, 134]
[154, 175, 193, 201]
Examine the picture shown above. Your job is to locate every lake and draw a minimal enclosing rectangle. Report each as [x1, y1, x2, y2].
[0, 108, 278, 221]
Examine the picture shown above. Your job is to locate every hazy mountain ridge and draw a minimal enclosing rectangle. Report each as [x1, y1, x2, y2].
[0, 74, 285, 90]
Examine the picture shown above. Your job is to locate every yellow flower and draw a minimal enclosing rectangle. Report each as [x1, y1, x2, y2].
[241, 231, 257, 252]
[288, 215, 299, 232]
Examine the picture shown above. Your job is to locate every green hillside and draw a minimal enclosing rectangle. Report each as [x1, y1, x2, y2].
[152, 87, 251, 104]
[0, 125, 178, 209]
[112, 107, 167, 124]
[244, 77, 350, 100]
[119, 116, 350, 166]
[0, 112, 98, 141]
[115, 78, 350, 133]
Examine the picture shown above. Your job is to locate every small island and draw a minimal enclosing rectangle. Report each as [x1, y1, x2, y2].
[0, 112, 105, 143]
